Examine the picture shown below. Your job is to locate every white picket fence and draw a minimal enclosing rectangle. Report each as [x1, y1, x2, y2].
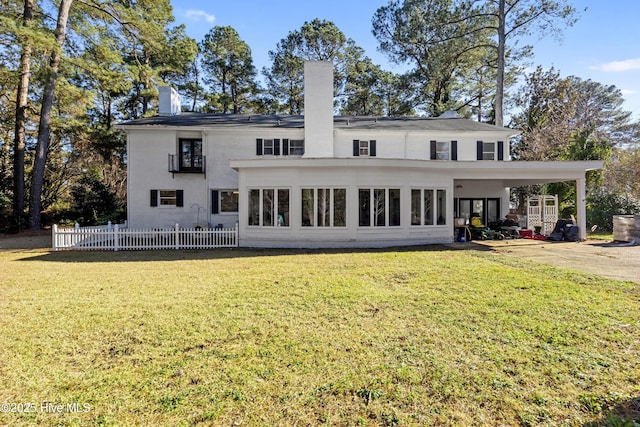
[52, 222, 238, 251]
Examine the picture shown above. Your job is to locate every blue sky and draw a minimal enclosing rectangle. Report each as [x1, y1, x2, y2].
[170, 0, 640, 120]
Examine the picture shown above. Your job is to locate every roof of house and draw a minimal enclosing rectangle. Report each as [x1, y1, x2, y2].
[117, 113, 519, 134]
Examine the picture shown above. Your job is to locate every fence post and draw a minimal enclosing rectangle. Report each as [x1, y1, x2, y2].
[114, 224, 119, 251]
[52, 224, 58, 251]
[175, 223, 179, 250]
[235, 222, 239, 247]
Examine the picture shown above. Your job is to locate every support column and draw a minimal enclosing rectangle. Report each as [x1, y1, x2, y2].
[576, 177, 587, 241]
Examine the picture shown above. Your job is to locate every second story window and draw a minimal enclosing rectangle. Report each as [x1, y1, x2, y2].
[286, 139, 305, 156]
[256, 138, 305, 156]
[263, 139, 275, 155]
[477, 141, 504, 161]
[352, 139, 377, 157]
[179, 139, 203, 172]
[430, 140, 458, 160]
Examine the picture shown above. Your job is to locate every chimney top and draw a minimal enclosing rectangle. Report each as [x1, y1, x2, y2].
[158, 86, 181, 116]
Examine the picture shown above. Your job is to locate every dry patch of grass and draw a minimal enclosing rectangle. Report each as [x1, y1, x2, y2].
[0, 247, 638, 426]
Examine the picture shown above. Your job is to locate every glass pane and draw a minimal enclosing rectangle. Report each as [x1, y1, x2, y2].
[278, 189, 289, 226]
[436, 141, 449, 160]
[437, 189, 446, 225]
[472, 199, 484, 226]
[220, 191, 238, 212]
[483, 142, 495, 160]
[389, 189, 401, 226]
[333, 189, 346, 227]
[359, 141, 369, 156]
[424, 190, 434, 225]
[316, 189, 330, 227]
[263, 189, 274, 226]
[193, 140, 203, 168]
[181, 141, 191, 168]
[159, 190, 176, 206]
[374, 189, 386, 227]
[487, 199, 499, 224]
[459, 199, 471, 221]
[263, 139, 274, 155]
[290, 140, 304, 155]
[411, 189, 421, 225]
[302, 189, 314, 227]
[248, 190, 260, 226]
[359, 189, 370, 226]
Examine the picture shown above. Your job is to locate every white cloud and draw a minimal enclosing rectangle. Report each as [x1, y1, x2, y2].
[591, 58, 640, 72]
[185, 9, 216, 23]
[620, 89, 637, 96]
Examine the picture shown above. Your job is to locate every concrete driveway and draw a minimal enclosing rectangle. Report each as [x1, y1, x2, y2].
[466, 238, 640, 284]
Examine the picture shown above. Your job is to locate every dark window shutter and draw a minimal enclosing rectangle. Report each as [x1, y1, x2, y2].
[150, 190, 158, 207]
[451, 141, 458, 161]
[497, 141, 504, 161]
[256, 138, 263, 156]
[282, 139, 289, 156]
[430, 140, 437, 160]
[211, 190, 219, 214]
[370, 140, 376, 157]
[353, 140, 360, 156]
[274, 138, 281, 156]
[176, 190, 184, 207]
[477, 141, 483, 160]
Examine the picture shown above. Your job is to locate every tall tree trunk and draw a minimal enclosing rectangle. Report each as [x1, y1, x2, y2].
[12, 0, 34, 230]
[495, 0, 506, 127]
[28, 0, 73, 229]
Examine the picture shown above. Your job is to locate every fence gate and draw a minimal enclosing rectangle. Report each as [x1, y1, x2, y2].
[527, 195, 558, 235]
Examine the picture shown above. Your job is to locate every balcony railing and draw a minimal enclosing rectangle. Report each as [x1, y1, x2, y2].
[168, 154, 206, 177]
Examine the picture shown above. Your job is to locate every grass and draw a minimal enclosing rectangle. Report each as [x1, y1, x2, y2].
[0, 246, 638, 426]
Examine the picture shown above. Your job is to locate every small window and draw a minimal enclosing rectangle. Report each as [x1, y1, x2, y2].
[360, 140, 370, 156]
[353, 140, 377, 157]
[288, 139, 304, 156]
[220, 190, 238, 213]
[436, 142, 449, 160]
[483, 142, 495, 160]
[160, 190, 176, 206]
[263, 139, 274, 155]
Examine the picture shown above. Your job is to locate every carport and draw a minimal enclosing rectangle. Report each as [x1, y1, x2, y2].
[452, 160, 604, 240]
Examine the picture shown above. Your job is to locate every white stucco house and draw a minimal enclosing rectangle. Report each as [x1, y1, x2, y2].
[116, 61, 602, 248]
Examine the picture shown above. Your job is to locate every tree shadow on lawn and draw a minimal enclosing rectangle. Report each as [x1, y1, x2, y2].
[16, 242, 493, 263]
[583, 396, 640, 426]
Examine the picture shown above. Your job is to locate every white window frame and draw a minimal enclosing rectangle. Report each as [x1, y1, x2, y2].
[219, 190, 239, 214]
[482, 142, 496, 160]
[358, 188, 401, 228]
[288, 139, 304, 156]
[301, 188, 347, 228]
[436, 141, 450, 160]
[262, 139, 274, 155]
[159, 190, 177, 207]
[247, 188, 290, 228]
[359, 140, 371, 156]
[411, 188, 447, 226]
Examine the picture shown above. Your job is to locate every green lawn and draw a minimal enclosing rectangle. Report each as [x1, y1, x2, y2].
[1, 246, 638, 426]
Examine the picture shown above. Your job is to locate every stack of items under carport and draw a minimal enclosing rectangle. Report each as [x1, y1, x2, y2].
[613, 215, 640, 245]
[546, 219, 580, 242]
